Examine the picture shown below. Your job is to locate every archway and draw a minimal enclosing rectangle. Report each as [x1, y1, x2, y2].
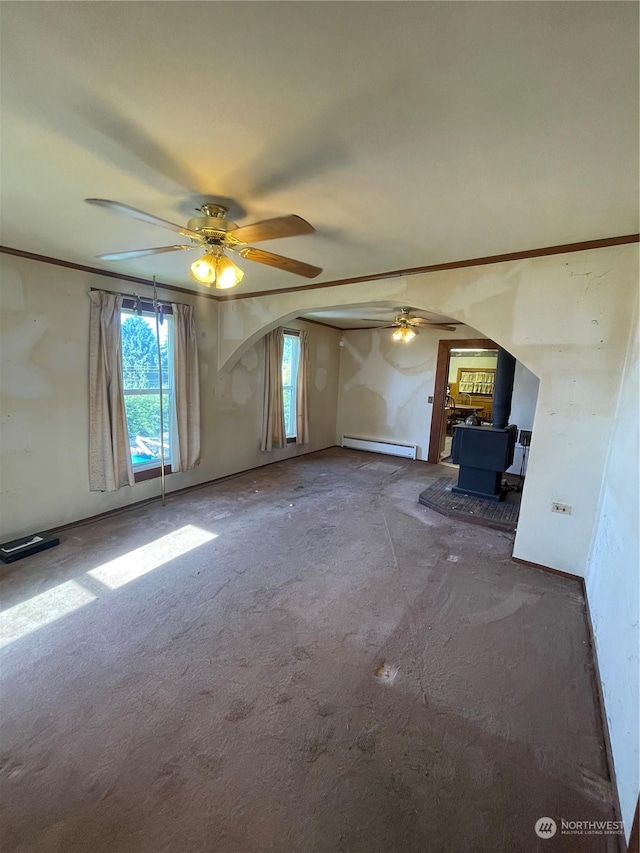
[216, 241, 633, 576]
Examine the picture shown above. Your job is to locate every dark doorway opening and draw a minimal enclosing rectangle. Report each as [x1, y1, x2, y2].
[428, 338, 498, 465]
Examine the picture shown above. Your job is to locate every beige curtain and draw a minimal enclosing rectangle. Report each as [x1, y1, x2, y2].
[88, 290, 134, 491]
[261, 328, 286, 452]
[296, 329, 310, 445]
[172, 303, 201, 471]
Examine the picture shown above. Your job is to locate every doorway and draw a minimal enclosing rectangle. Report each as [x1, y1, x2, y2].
[427, 338, 498, 465]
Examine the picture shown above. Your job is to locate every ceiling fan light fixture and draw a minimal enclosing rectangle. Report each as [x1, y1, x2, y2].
[392, 325, 417, 343]
[189, 249, 243, 289]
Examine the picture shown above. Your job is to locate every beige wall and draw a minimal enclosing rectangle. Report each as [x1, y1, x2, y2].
[506, 362, 539, 475]
[335, 329, 537, 467]
[585, 304, 639, 837]
[335, 326, 476, 461]
[0, 255, 341, 539]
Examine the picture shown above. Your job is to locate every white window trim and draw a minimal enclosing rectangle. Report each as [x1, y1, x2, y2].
[121, 309, 176, 472]
[282, 332, 301, 441]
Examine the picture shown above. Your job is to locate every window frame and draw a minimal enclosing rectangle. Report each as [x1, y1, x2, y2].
[120, 302, 175, 483]
[282, 330, 301, 442]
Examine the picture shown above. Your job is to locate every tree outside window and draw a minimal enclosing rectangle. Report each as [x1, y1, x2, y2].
[282, 333, 300, 440]
[121, 312, 174, 469]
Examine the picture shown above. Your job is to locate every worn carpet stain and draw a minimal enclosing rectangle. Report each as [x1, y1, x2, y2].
[375, 660, 399, 686]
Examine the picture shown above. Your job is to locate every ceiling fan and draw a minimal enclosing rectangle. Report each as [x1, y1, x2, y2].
[85, 199, 322, 289]
[362, 307, 460, 342]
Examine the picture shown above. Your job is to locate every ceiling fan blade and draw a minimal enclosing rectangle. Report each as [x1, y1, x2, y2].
[85, 198, 201, 240]
[238, 247, 322, 278]
[425, 323, 459, 331]
[96, 245, 196, 261]
[411, 319, 460, 331]
[227, 215, 314, 245]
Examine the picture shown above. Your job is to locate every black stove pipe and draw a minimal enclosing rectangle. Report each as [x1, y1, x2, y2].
[492, 347, 516, 429]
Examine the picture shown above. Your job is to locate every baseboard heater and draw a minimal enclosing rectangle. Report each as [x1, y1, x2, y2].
[341, 436, 417, 460]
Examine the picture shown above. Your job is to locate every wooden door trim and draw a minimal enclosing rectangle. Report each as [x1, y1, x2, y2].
[427, 338, 498, 464]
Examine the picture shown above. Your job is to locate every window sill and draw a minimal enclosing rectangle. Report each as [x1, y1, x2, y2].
[134, 464, 172, 483]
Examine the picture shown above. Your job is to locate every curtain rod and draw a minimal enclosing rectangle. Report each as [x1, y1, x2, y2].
[89, 285, 189, 309]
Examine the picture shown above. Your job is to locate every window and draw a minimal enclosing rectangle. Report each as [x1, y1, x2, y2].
[282, 332, 301, 440]
[457, 367, 496, 396]
[121, 309, 174, 475]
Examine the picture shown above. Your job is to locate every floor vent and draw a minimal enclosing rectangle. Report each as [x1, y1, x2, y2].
[341, 436, 417, 460]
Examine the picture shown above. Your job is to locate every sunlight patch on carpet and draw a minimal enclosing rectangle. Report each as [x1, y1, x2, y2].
[1, 525, 217, 647]
[88, 525, 217, 589]
[1, 580, 96, 648]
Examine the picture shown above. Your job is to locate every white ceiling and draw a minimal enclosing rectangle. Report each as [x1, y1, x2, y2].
[303, 304, 463, 331]
[1, 2, 637, 297]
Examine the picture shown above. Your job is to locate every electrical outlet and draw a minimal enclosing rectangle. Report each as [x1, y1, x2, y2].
[428, 396, 434, 404]
[552, 502, 572, 515]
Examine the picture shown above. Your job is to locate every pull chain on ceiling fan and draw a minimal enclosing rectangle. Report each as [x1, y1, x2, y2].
[85, 199, 323, 289]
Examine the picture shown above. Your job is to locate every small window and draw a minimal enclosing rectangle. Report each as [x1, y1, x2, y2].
[121, 310, 174, 472]
[282, 332, 301, 440]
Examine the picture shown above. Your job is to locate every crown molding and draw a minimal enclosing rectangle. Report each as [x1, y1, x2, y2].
[218, 232, 640, 300]
[2, 232, 637, 304]
[0, 245, 221, 302]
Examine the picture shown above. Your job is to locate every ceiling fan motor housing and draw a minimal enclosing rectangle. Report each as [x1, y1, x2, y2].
[187, 205, 239, 244]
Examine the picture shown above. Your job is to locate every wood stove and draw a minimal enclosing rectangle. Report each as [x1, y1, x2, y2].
[451, 423, 517, 501]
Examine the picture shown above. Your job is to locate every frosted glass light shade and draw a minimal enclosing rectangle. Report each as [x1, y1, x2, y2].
[392, 326, 416, 343]
[215, 255, 244, 289]
[189, 251, 244, 289]
[190, 252, 217, 285]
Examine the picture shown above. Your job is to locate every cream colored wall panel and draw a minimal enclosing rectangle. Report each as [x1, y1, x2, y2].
[0, 255, 340, 539]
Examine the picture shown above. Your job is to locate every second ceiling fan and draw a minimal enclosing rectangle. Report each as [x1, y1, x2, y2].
[362, 307, 460, 343]
[85, 198, 323, 289]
